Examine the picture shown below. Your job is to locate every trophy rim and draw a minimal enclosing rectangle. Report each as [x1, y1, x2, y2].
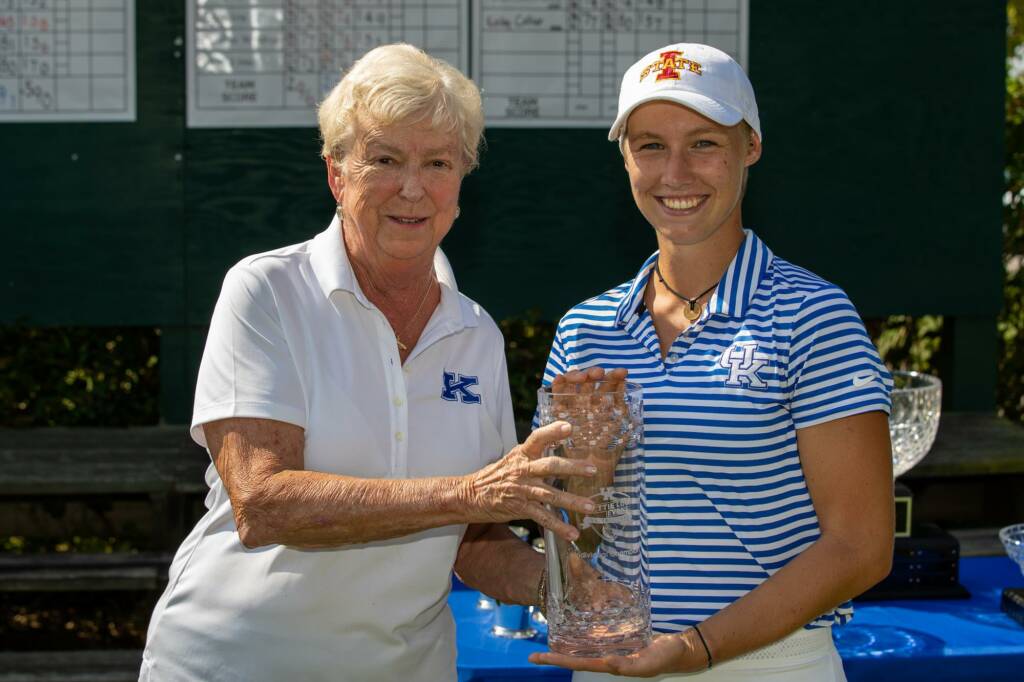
[999, 522, 1024, 548]
[891, 370, 942, 394]
[889, 371, 942, 478]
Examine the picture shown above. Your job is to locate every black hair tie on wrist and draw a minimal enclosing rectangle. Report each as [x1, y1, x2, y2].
[693, 623, 713, 670]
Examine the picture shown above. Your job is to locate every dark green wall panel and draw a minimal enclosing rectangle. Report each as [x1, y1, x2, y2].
[1, 2, 185, 326]
[745, 0, 1004, 318]
[0, 0, 1006, 416]
[183, 129, 327, 325]
[441, 129, 654, 320]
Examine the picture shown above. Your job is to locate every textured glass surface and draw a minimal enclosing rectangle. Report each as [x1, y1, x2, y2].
[1001, 523, 1024, 577]
[537, 381, 651, 658]
[889, 372, 942, 478]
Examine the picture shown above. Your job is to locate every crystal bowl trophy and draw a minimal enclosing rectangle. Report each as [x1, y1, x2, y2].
[862, 371, 966, 599]
[999, 524, 1024, 626]
[537, 382, 651, 657]
[890, 371, 943, 538]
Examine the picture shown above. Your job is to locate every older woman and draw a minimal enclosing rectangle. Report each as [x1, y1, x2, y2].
[140, 44, 595, 682]
[530, 44, 894, 680]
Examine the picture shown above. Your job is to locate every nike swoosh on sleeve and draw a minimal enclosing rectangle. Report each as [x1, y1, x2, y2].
[852, 372, 878, 387]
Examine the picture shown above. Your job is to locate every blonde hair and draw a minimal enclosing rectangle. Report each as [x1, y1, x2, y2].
[318, 44, 484, 173]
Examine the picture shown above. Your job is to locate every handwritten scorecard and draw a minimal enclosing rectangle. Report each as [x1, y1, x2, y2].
[474, 0, 747, 127]
[186, 0, 745, 128]
[187, 0, 468, 128]
[0, 0, 135, 122]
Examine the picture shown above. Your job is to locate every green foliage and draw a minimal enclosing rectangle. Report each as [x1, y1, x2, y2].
[2, 535, 137, 555]
[2, 592, 152, 649]
[499, 311, 556, 423]
[1001, 0, 1024, 423]
[0, 326, 160, 427]
[871, 315, 944, 374]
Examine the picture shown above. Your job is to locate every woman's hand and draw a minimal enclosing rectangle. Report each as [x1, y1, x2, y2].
[549, 366, 629, 395]
[563, 552, 634, 611]
[461, 367, 633, 542]
[462, 421, 597, 541]
[545, 366, 632, 552]
[529, 630, 709, 677]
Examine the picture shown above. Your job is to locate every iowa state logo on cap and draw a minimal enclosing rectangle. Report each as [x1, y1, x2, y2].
[639, 50, 703, 82]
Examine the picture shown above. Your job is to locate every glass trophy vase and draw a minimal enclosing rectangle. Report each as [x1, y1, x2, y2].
[537, 381, 651, 657]
[889, 371, 942, 537]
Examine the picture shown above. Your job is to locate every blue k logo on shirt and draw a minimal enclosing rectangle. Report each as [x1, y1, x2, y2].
[441, 370, 481, 404]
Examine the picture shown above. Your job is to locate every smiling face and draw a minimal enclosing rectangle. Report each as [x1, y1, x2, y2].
[327, 116, 464, 271]
[622, 101, 761, 249]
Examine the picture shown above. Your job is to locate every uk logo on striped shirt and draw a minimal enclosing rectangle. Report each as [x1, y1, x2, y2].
[719, 342, 769, 389]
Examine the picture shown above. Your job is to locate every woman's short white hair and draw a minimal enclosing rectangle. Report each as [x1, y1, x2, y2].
[318, 43, 484, 173]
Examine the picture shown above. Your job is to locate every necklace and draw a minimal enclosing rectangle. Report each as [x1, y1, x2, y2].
[395, 275, 436, 351]
[654, 261, 718, 322]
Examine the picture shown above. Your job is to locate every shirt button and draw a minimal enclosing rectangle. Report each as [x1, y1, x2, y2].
[668, 354, 680, 363]
[393, 396, 404, 407]
[395, 431, 404, 442]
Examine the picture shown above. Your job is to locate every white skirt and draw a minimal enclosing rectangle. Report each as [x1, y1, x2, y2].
[573, 627, 846, 682]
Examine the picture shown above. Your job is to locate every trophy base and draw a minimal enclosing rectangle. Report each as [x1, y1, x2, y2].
[894, 481, 913, 538]
[858, 523, 969, 601]
[1003, 588, 1024, 627]
[548, 633, 650, 658]
[547, 604, 651, 658]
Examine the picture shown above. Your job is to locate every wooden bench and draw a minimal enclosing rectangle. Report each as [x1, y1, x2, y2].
[903, 413, 1024, 533]
[0, 427, 208, 496]
[0, 553, 174, 592]
[0, 428, 207, 679]
[0, 649, 142, 682]
[0, 427, 208, 593]
[906, 412, 1024, 477]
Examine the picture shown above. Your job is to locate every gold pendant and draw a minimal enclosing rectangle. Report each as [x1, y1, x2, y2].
[682, 303, 702, 321]
[396, 338, 408, 351]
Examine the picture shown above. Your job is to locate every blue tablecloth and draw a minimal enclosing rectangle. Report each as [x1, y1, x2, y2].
[452, 556, 1024, 681]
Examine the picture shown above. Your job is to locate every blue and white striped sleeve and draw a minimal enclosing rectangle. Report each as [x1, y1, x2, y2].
[787, 286, 892, 429]
[540, 324, 571, 388]
[533, 324, 572, 429]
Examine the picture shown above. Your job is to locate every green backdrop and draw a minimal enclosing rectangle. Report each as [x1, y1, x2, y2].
[0, 1, 1006, 422]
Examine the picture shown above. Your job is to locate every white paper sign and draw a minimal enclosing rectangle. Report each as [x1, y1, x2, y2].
[0, 0, 135, 122]
[474, 0, 747, 127]
[187, 0, 468, 128]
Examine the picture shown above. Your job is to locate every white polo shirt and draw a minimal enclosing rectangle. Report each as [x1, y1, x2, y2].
[541, 229, 892, 634]
[142, 216, 517, 682]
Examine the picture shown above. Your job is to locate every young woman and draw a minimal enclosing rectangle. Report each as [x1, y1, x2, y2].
[531, 43, 894, 681]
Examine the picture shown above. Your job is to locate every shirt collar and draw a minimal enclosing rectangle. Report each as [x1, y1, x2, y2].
[309, 215, 477, 329]
[615, 229, 774, 325]
[614, 251, 658, 327]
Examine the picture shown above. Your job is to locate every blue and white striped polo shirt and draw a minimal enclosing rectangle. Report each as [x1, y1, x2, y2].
[540, 229, 892, 632]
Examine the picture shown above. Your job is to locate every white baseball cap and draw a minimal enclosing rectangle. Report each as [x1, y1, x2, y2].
[608, 43, 762, 143]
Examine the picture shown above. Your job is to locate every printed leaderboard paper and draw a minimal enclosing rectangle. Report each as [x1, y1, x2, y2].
[186, 0, 746, 128]
[0, 0, 136, 122]
[474, 0, 747, 127]
[187, 0, 467, 128]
